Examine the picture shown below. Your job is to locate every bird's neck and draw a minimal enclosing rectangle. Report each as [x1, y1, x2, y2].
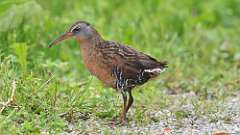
[77, 34, 104, 56]
[91, 34, 104, 47]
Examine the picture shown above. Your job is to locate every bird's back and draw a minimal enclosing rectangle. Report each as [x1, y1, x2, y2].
[96, 41, 167, 91]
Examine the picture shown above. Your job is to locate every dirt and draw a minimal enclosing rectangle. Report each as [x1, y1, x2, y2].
[44, 92, 240, 135]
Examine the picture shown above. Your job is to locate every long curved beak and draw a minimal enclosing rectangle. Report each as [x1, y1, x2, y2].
[48, 32, 74, 48]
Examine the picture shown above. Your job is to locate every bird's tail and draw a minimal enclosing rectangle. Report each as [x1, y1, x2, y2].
[158, 61, 168, 70]
[144, 61, 168, 77]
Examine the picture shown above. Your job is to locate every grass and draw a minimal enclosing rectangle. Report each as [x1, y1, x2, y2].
[0, 0, 240, 134]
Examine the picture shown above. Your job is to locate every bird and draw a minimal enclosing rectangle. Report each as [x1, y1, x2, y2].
[48, 21, 167, 123]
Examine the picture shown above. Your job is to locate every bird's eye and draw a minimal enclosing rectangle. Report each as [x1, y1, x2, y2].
[73, 27, 81, 33]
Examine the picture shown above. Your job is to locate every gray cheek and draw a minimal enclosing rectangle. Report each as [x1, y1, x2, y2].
[76, 30, 92, 39]
[85, 29, 93, 38]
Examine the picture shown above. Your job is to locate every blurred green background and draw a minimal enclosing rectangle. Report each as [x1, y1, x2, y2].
[0, 0, 239, 134]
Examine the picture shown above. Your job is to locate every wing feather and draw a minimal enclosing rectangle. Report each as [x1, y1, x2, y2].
[98, 41, 167, 81]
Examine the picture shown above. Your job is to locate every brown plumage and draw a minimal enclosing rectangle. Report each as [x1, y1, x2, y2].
[49, 21, 167, 123]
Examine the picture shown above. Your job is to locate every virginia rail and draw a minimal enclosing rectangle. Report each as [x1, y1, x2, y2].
[49, 21, 167, 123]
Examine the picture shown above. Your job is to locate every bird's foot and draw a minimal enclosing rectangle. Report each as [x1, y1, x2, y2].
[108, 117, 128, 128]
[119, 117, 128, 125]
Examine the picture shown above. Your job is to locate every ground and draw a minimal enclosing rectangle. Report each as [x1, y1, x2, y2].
[42, 92, 240, 135]
[0, 0, 240, 134]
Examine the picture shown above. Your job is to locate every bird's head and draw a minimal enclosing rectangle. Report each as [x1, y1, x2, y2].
[48, 21, 100, 48]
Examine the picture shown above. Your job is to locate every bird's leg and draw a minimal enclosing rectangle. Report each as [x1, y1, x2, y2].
[126, 90, 134, 113]
[113, 67, 129, 124]
[120, 90, 128, 123]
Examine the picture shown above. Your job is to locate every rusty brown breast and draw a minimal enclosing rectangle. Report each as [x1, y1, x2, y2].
[78, 39, 116, 88]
